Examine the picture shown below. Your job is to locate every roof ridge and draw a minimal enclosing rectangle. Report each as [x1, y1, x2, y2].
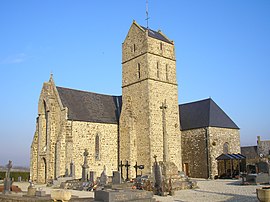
[179, 98, 211, 106]
[157, 30, 174, 45]
[56, 86, 121, 97]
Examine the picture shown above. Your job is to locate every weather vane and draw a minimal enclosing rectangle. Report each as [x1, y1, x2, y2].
[146, 0, 150, 28]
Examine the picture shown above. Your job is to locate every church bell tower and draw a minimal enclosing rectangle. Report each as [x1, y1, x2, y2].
[120, 21, 181, 178]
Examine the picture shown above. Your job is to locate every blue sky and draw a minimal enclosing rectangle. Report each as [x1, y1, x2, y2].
[0, 1, 269, 167]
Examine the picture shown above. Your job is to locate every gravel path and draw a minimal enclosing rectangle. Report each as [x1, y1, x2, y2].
[12, 179, 263, 201]
[154, 179, 261, 202]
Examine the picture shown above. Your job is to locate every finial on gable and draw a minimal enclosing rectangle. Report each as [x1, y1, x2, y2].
[49, 72, 54, 83]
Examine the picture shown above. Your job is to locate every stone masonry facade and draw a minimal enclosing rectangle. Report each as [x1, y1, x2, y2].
[182, 127, 240, 178]
[120, 22, 181, 179]
[31, 21, 240, 183]
[30, 77, 118, 183]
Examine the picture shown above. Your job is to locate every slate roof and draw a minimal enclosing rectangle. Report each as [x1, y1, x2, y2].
[216, 153, 246, 160]
[179, 98, 239, 130]
[56, 86, 238, 130]
[140, 26, 173, 44]
[241, 146, 258, 159]
[56, 86, 122, 124]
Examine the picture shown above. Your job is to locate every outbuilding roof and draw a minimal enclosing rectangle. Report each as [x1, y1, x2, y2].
[179, 98, 239, 130]
[216, 153, 246, 160]
[241, 146, 258, 159]
[56, 86, 122, 124]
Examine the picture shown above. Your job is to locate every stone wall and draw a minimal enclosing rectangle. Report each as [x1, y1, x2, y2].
[31, 78, 70, 183]
[71, 120, 118, 179]
[31, 77, 119, 183]
[181, 128, 208, 178]
[30, 130, 38, 181]
[258, 137, 270, 158]
[181, 127, 240, 178]
[208, 127, 240, 178]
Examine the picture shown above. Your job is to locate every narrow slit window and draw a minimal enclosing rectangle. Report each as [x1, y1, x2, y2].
[137, 63, 141, 79]
[133, 44, 136, 52]
[44, 101, 48, 147]
[166, 64, 169, 81]
[95, 134, 100, 160]
[157, 62, 159, 78]
[160, 42, 163, 50]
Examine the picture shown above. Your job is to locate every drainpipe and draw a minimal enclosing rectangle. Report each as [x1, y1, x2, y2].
[205, 127, 210, 179]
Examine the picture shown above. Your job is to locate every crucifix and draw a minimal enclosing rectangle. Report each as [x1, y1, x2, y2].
[119, 160, 125, 179]
[160, 100, 168, 163]
[124, 160, 130, 181]
[134, 162, 138, 178]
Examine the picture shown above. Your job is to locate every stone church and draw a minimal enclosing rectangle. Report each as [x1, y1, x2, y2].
[30, 21, 240, 183]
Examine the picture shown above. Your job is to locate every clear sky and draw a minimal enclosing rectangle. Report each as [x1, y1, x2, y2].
[0, 0, 269, 167]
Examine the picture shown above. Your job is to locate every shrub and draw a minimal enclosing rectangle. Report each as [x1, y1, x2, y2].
[0, 171, 30, 181]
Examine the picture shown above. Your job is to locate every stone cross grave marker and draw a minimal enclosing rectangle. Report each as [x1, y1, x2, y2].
[3, 160, 12, 194]
[160, 100, 168, 163]
[81, 149, 89, 181]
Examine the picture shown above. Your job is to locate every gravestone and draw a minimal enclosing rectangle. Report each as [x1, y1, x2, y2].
[65, 168, 69, 177]
[27, 181, 36, 196]
[35, 188, 46, 197]
[152, 155, 163, 196]
[112, 171, 121, 184]
[99, 166, 108, 186]
[70, 161, 75, 178]
[95, 189, 155, 202]
[256, 161, 269, 173]
[3, 160, 12, 194]
[89, 171, 95, 183]
[81, 149, 89, 181]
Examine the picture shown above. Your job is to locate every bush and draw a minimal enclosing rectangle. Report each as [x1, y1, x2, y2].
[0, 171, 30, 181]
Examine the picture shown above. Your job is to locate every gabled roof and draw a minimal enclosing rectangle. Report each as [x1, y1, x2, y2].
[179, 98, 239, 130]
[241, 146, 258, 159]
[140, 26, 173, 44]
[56, 86, 122, 124]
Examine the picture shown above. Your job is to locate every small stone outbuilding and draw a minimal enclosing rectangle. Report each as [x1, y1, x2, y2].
[180, 98, 240, 179]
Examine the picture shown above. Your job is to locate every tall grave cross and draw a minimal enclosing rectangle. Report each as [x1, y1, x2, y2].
[3, 160, 12, 194]
[118, 160, 125, 179]
[124, 160, 131, 181]
[81, 149, 89, 181]
[160, 100, 169, 163]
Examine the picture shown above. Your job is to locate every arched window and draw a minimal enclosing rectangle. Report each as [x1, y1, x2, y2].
[223, 142, 229, 154]
[137, 63, 141, 79]
[95, 134, 100, 160]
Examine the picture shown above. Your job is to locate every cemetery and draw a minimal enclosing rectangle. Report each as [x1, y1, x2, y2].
[1, 150, 270, 202]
